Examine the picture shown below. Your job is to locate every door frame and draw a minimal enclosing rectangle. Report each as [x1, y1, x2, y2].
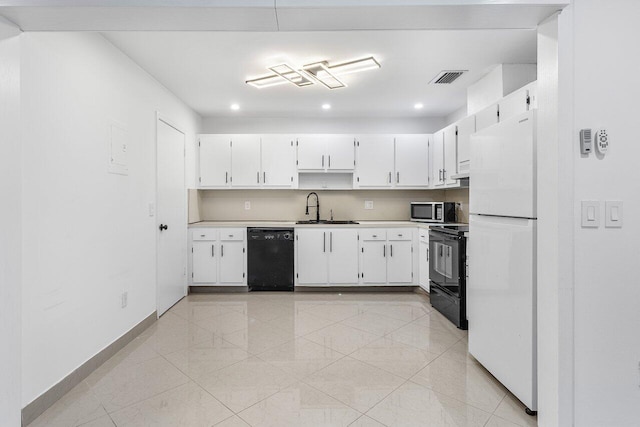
[155, 111, 188, 317]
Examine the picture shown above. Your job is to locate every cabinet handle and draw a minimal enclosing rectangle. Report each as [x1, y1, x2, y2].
[212, 244, 214, 257]
[221, 244, 224, 257]
[257, 171, 259, 183]
[322, 155, 325, 168]
[330, 232, 333, 252]
[443, 169, 446, 181]
[372, 234, 377, 238]
[390, 244, 393, 257]
[329, 155, 331, 168]
[383, 245, 386, 257]
[397, 172, 400, 183]
[225, 172, 228, 183]
[263, 172, 266, 183]
[388, 172, 391, 183]
[323, 232, 326, 252]
[427, 247, 429, 262]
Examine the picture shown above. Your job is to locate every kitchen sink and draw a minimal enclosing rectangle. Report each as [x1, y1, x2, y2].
[295, 220, 359, 225]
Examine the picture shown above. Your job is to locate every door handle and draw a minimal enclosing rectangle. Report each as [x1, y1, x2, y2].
[221, 244, 224, 257]
[323, 232, 326, 252]
[159, 224, 168, 231]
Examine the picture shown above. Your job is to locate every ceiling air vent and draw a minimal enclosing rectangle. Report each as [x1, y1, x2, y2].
[430, 70, 467, 84]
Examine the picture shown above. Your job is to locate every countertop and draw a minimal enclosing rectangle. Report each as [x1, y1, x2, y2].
[188, 220, 468, 229]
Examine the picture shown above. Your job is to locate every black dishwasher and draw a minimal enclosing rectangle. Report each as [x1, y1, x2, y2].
[247, 228, 295, 291]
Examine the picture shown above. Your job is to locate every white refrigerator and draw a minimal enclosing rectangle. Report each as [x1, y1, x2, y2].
[468, 109, 537, 412]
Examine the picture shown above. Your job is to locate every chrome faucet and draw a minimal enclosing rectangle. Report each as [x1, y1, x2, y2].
[305, 192, 320, 223]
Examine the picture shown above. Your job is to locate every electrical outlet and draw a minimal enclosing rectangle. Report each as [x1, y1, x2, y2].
[244, 201, 251, 210]
[148, 202, 155, 217]
[121, 292, 128, 308]
[364, 200, 374, 210]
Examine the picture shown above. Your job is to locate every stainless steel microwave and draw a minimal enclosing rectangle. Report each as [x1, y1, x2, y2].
[410, 202, 457, 223]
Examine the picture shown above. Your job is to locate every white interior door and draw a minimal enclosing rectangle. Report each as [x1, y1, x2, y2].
[157, 117, 186, 316]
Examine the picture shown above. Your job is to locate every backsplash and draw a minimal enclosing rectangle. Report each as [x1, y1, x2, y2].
[190, 189, 469, 223]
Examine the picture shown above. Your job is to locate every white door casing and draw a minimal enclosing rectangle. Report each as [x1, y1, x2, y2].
[156, 116, 187, 316]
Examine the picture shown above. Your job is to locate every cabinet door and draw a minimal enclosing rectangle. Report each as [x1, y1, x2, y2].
[326, 135, 355, 170]
[499, 85, 531, 123]
[456, 115, 476, 176]
[395, 135, 430, 187]
[219, 240, 245, 284]
[261, 135, 296, 188]
[475, 103, 499, 131]
[199, 135, 231, 187]
[356, 135, 394, 187]
[431, 131, 445, 187]
[230, 135, 261, 187]
[361, 240, 387, 284]
[419, 240, 430, 291]
[443, 125, 458, 185]
[297, 136, 326, 171]
[387, 241, 413, 283]
[327, 229, 359, 284]
[192, 241, 217, 284]
[296, 229, 328, 285]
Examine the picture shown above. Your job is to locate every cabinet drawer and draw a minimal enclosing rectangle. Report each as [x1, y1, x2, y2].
[360, 230, 387, 241]
[219, 228, 245, 241]
[387, 229, 412, 241]
[418, 229, 428, 242]
[192, 230, 217, 241]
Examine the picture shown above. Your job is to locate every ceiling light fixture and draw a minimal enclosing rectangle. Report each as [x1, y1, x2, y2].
[303, 62, 346, 90]
[414, 103, 424, 110]
[230, 103, 240, 111]
[246, 56, 380, 90]
[322, 103, 331, 110]
[268, 64, 315, 88]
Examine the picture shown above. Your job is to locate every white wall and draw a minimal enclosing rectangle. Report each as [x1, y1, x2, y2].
[201, 116, 445, 135]
[556, 1, 640, 425]
[20, 32, 201, 407]
[0, 17, 22, 427]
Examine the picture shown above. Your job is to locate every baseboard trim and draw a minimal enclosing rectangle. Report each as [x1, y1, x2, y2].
[295, 286, 418, 292]
[22, 311, 157, 426]
[189, 286, 249, 293]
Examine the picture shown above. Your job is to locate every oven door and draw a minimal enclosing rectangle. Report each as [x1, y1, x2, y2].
[429, 231, 460, 295]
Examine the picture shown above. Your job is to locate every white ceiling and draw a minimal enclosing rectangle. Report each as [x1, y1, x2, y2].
[104, 30, 537, 119]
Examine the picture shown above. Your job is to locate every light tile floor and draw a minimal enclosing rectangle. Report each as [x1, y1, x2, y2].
[29, 292, 538, 427]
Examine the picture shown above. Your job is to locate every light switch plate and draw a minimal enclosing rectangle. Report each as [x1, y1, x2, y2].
[364, 200, 374, 210]
[605, 201, 623, 228]
[581, 201, 600, 228]
[244, 201, 251, 210]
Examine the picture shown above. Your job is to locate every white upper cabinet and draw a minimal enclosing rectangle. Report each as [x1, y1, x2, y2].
[326, 135, 356, 170]
[475, 103, 500, 132]
[261, 135, 296, 188]
[499, 81, 536, 123]
[456, 115, 476, 177]
[395, 135, 430, 187]
[443, 125, 458, 186]
[355, 135, 395, 188]
[432, 131, 445, 188]
[297, 135, 355, 172]
[199, 135, 231, 187]
[230, 135, 261, 187]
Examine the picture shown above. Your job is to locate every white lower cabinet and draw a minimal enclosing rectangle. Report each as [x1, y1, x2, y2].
[359, 229, 415, 286]
[190, 228, 246, 286]
[296, 228, 358, 286]
[418, 229, 430, 291]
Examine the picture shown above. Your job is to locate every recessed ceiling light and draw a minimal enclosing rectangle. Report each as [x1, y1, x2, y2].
[414, 103, 424, 110]
[322, 104, 331, 110]
[230, 103, 240, 111]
